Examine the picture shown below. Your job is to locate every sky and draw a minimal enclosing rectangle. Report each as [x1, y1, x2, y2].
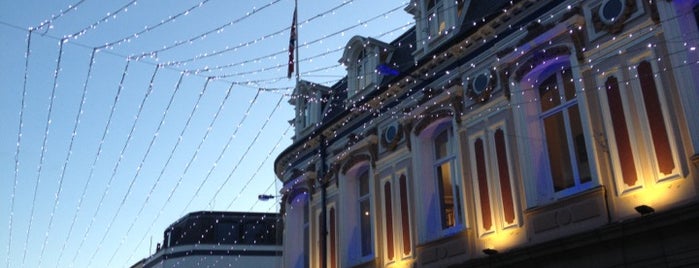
[0, 0, 413, 267]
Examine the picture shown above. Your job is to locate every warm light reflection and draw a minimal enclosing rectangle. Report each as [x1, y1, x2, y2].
[391, 259, 414, 268]
[482, 228, 522, 251]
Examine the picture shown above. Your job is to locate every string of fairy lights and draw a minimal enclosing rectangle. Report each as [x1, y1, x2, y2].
[21, 38, 65, 268]
[2, 0, 698, 267]
[105, 78, 232, 267]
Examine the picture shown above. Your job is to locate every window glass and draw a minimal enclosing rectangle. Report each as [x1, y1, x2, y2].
[474, 138, 492, 231]
[384, 182, 394, 261]
[216, 222, 239, 244]
[494, 129, 516, 224]
[399, 175, 411, 255]
[539, 68, 590, 193]
[358, 170, 372, 257]
[605, 76, 638, 187]
[638, 61, 675, 175]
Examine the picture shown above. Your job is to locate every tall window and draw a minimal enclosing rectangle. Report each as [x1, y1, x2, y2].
[434, 128, 461, 229]
[342, 162, 375, 265]
[353, 49, 371, 95]
[382, 173, 413, 263]
[383, 181, 395, 261]
[329, 207, 337, 268]
[469, 123, 517, 236]
[398, 175, 412, 255]
[538, 68, 591, 194]
[427, 0, 445, 37]
[601, 60, 679, 192]
[358, 170, 372, 257]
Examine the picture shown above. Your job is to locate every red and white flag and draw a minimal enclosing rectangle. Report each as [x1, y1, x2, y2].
[287, 8, 297, 79]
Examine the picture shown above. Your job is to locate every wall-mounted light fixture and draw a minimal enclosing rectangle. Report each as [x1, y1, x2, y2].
[634, 204, 655, 216]
[483, 248, 498, 256]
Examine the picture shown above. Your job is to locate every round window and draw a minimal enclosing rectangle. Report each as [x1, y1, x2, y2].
[472, 73, 489, 95]
[384, 124, 398, 143]
[600, 0, 624, 23]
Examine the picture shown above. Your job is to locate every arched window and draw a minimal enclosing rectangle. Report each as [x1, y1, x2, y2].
[538, 67, 591, 193]
[284, 191, 309, 268]
[515, 51, 595, 204]
[414, 116, 464, 242]
[340, 161, 374, 265]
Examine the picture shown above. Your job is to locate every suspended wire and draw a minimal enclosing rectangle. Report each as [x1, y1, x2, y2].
[186, 2, 408, 74]
[197, 95, 286, 213]
[207, 94, 285, 208]
[54, 56, 127, 266]
[63, 0, 138, 40]
[88, 74, 208, 268]
[120, 84, 263, 266]
[33, 0, 87, 33]
[69, 63, 158, 266]
[128, 0, 284, 60]
[6, 1, 698, 266]
[6, 29, 32, 268]
[132, 120, 292, 268]
[37, 48, 97, 267]
[107, 79, 234, 265]
[97, 0, 212, 49]
[21, 38, 65, 267]
[166, 0, 363, 67]
[245, 126, 291, 211]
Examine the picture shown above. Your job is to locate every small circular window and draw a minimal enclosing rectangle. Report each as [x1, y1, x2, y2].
[472, 73, 490, 95]
[384, 124, 398, 142]
[600, 0, 625, 24]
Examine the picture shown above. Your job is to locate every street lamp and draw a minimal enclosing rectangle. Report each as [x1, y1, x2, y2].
[258, 194, 278, 201]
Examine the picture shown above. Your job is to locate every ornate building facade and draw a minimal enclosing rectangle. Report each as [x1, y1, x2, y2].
[275, 0, 699, 267]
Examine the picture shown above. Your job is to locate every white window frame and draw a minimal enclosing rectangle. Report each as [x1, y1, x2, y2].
[468, 120, 519, 238]
[597, 52, 682, 195]
[514, 55, 598, 207]
[413, 117, 464, 243]
[380, 170, 414, 265]
[340, 163, 375, 265]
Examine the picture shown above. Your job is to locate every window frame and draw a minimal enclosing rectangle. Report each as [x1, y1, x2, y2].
[513, 53, 598, 207]
[467, 119, 519, 238]
[340, 162, 376, 265]
[414, 117, 465, 243]
[380, 171, 413, 265]
[537, 67, 594, 198]
[597, 53, 682, 195]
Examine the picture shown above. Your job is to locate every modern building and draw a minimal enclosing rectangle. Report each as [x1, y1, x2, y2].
[135, 211, 282, 268]
[274, 0, 699, 267]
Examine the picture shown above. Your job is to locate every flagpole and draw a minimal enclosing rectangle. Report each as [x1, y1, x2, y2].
[294, 0, 300, 85]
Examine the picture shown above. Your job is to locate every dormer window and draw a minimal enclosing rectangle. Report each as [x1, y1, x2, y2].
[427, 0, 446, 38]
[340, 36, 395, 100]
[291, 81, 330, 137]
[405, 0, 464, 55]
[354, 49, 371, 95]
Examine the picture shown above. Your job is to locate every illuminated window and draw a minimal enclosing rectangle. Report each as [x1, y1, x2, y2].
[469, 122, 518, 236]
[434, 129, 461, 229]
[382, 173, 413, 263]
[415, 117, 463, 242]
[399, 175, 412, 256]
[341, 162, 374, 265]
[600, 60, 679, 193]
[538, 68, 591, 194]
[358, 170, 372, 257]
[329, 207, 337, 268]
[427, 0, 446, 37]
[383, 181, 395, 261]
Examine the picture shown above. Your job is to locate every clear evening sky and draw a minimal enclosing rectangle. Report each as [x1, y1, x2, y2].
[0, 1, 412, 267]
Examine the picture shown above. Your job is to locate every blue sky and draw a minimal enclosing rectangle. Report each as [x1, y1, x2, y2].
[0, 0, 413, 267]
